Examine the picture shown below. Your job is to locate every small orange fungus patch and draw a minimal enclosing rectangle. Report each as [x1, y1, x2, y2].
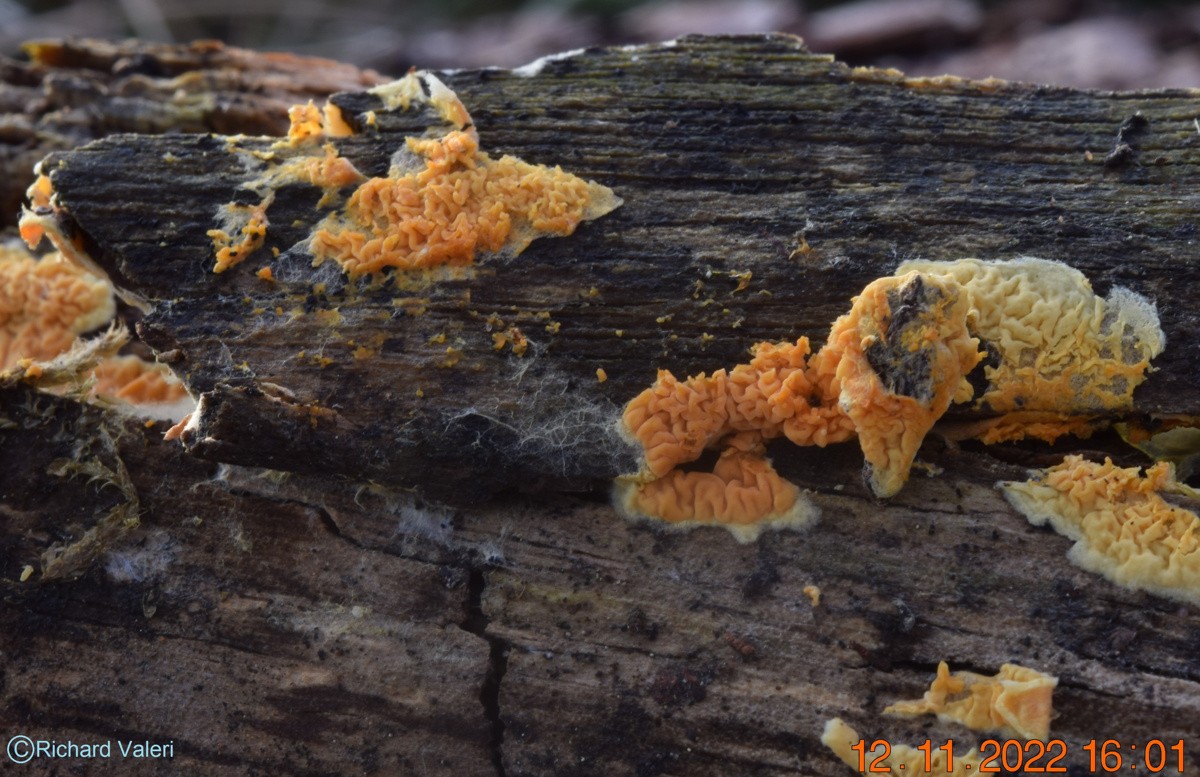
[596, 368, 607, 383]
[309, 128, 619, 277]
[286, 101, 325, 145]
[0, 244, 191, 419]
[256, 267, 275, 281]
[27, 174, 53, 209]
[803, 584, 821, 606]
[1000, 455, 1200, 604]
[822, 718, 982, 776]
[0, 245, 115, 368]
[208, 196, 272, 274]
[91, 354, 190, 407]
[617, 435, 816, 543]
[884, 661, 1057, 741]
[944, 412, 1102, 445]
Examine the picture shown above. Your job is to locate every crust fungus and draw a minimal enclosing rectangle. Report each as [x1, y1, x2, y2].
[199, 71, 620, 279]
[617, 256, 1166, 538]
[0, 244, 115, 368]
[0, 242, 190, 419]
[89, 354, 191, 418]
[1000, 455, 1200, 605]
[883, 661, 1057, 741]
[821, 718, 982, 776]
[616, 271, 981, 538]
[899, 257, 1164, 439]
[820, 272, 980, 498]
[308, 115, 620, 277]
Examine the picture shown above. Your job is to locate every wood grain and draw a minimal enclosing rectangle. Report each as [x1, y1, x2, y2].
[2, 35, 1199, 776]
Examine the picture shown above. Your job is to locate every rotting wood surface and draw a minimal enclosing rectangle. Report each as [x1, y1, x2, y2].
[0, 38, 386, 229]
[2, 34, 1199, 777]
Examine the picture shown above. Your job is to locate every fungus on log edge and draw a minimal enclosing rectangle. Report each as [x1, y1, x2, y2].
[0, 242, 190, 419]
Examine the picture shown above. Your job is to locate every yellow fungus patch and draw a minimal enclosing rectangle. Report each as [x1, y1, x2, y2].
[322, 102, 355, 138]
[208, 195, 272, 274]
[821, 718, 982, 776]
[508, 327, 528, 356]
[898, 258, 1164, 416]
[27, 174, 53, 209]
[368, 71, 471, 129]
[596, 368, 608, 383]
[314, 308, 344, 327]
[803, 584, 821, 606]
[286, 101, 325, 145]
[309, 127, 619, 278]
[1000, 455, 1200, 605]
[884, 661, 1057, 741]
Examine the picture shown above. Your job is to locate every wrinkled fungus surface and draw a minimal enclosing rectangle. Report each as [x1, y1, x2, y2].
[618, 257, 1165, 538]
[90, 354, 190, 408]
[884, 661, 1057, 741]
[310, 128, 618, 278]
[0, 244, 114, 367]
[0, 242, 189, 417]
[1000, 455, 1200, 605]
[822, 718, 982, 776]
[206, 71, 619, 278]
[899, 258, 1164, 415]
[617, 271, 981, 537]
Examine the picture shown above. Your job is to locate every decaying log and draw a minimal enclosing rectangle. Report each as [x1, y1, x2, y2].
[0, 38, 386, 228]
[29, 35, 1200, 501]
[2, 35, 1199, 777]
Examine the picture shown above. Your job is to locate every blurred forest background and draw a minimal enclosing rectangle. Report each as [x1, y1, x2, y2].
[1, 0, 1198, 89]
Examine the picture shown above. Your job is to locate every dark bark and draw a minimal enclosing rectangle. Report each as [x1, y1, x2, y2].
[2, 35, 1199, 777]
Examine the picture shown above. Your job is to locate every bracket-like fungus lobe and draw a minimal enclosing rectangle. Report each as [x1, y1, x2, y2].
[207, 71, 620, 278]
[883, 661, 1057, 741]
[618, 257, 1166, 537]
[617, 271, 981, 537]
[899, 257, 1165, 440]
[822, 718, 982, 776]
[1000, 456, 1200, 605]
